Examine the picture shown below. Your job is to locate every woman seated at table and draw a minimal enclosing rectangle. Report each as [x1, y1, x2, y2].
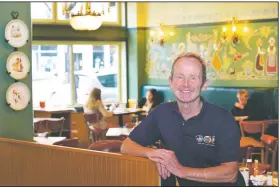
[231, 89, 251, 116]
[132, 89, 160, 124]
[137, 88, 159, 113]
[83, 88, 116, 139]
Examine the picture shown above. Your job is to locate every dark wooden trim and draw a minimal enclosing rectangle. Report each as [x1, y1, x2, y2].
[32, 23, 126, 30]
[32, 23, 128, 41]
[127, 18, 279, 30]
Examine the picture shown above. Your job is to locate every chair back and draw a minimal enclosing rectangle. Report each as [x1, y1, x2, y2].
[83, 112, 102, 125]
[261, 135, 278, 171]
[34, 117, 65, 137]
[46, 117, 65, 136]
[34, 120, 47, 134]
[239, 120, 265, 135]
[53, 138, 79, 148]
[88, 140, 123, 153]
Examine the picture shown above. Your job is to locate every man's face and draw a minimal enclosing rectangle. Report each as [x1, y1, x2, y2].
[238, 93, 248, 105]
[169, 57, 208, 104]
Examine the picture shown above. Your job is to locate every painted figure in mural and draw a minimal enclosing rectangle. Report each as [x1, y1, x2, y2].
[121, 52, 244, 186]
[242, 60, 254, 78]
[266, 37, 277, 75]
[255, 39, 265, 74]
[199, 43, 207, 59]
[178, 43, 185, 55]
[186, 32, 197, 52]
[211, 42, 223, 73]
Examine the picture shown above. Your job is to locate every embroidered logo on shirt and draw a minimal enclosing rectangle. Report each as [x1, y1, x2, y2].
[195, 135, 204, 143]
[195, 135, 215, 146]
[204, 136, 212, 144]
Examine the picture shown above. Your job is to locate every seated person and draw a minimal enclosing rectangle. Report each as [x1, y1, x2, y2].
[231, 89, 250, 116]
[132, 89, 160, 124]
[137, 88, 160, 113]
[83, 88, 116, 139]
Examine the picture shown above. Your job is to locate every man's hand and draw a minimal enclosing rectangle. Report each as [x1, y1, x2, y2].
[156, 162, 170, 179]
[147, 149, 171, 179]
[147, 149, 183, 178]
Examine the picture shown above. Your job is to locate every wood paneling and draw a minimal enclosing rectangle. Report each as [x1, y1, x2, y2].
[0, 138, 160, 186]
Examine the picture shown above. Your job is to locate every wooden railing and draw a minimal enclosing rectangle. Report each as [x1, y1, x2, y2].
[0, 138, 160, 186]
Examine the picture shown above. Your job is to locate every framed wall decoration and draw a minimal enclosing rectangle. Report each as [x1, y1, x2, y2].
[6, 82, 31, 111]
[5, 19, 29, 48]
[6, 51, 30, 80]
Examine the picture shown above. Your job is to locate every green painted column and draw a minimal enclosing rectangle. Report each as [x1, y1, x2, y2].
[127, 28, 147, 100]
[0, 2, 33, 141]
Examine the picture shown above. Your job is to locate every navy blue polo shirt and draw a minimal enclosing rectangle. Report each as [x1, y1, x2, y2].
[129, 98, 241, 186]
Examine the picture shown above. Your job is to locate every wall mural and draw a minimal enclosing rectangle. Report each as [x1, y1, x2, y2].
[145, 21, 278, 87]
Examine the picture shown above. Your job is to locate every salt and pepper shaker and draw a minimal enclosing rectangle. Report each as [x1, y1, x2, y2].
[267, 172, 273, 186]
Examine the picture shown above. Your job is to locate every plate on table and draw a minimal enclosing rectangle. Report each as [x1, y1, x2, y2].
[6, 51, 30, 80]
[5, 19, 29, 48]
[234, 116, 248, 121]
[6, 82, 30, 111]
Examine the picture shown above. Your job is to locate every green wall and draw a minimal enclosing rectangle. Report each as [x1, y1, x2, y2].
[0, 3, 33, 141]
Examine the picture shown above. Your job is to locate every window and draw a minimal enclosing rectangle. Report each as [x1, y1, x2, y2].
[32, 45, 71, 107]
[31, 2, 122, 25]
[31, 2, 54, 22]
[32, 42, 126, 107]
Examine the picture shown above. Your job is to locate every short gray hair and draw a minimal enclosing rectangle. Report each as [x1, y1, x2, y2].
[170, 52, 207, 83]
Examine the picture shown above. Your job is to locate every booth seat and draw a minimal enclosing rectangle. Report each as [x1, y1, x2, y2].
[141, 84, 278, 118]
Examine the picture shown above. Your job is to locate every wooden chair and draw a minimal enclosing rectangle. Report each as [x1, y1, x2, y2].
[239, 120, 265, 163]
[239, 145, 253, 162]
[83, 113, 105, 143]
[34, 117, 65, 137]
[45, 117, 65, 137]
[261, 134, 278, 171]
[124, 122, 137, 128]
[53, 138, 79, 148]
[88, 140, 123, 153]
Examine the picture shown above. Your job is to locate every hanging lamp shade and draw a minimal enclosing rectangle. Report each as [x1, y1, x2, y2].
[70, 15, 103, 31]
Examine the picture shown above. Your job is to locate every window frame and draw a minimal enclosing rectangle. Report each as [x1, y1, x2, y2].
[32, 2, 123, 26]
[32, 40, 127, 107]
[31, 2, 56, 24]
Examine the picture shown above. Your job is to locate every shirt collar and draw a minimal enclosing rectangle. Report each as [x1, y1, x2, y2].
[171, 96, 207, 120]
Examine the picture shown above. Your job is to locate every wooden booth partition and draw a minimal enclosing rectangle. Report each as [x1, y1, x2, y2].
[0, 138, 160, 186]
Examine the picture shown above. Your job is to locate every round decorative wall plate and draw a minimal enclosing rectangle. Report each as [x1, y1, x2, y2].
[6, 82, 30, 111]
[6, 51, 30, 80]
[5, 19, 29, 48]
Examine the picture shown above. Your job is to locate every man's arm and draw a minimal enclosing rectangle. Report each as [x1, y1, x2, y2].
[121, 137, 153, 157]
[149, 149, 238, 183]
[179, 161, 238, 183]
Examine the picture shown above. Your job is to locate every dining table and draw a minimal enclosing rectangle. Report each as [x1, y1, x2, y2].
[112, 108, 144, 127]
[33, 136, 66, 145]
[106, 127, 134, 137]
[34, 117, 64, 123]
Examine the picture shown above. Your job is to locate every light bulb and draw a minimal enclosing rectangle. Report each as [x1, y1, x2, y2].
[222, 27, 227, 32]
[150, 31, 154, 36]
[243, 27, 248, 32]
[169, 32, 174, 36]
[232, 26, 237, 32]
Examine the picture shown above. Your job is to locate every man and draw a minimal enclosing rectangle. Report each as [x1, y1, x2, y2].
[121, 52, 243, 186]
